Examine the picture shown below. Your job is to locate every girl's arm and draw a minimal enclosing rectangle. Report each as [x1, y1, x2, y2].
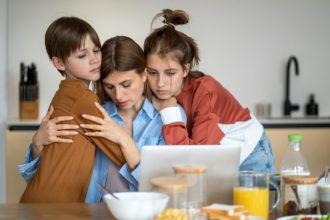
[153, 93, 222, 145]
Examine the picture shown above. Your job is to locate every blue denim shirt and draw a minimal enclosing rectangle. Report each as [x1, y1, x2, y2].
[19, 99, 187, 203]
[239, 131, 275, 174]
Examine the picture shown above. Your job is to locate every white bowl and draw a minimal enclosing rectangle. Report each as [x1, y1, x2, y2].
[103, 192, 169, 220]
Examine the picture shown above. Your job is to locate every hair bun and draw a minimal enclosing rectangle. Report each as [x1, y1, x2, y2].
[162, 9, 189, 26]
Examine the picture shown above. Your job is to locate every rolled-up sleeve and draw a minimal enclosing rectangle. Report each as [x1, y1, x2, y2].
[18, 144, 41, 183]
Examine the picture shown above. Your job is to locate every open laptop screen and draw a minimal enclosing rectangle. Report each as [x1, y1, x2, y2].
[138, 145, 241, 205]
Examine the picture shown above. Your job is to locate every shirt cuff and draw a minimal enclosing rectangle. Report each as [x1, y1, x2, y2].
[24, 144, 34, 163]
[18, 157, 40, 182]
[119, 163, 139, 190]
[159, 106, 183, 125]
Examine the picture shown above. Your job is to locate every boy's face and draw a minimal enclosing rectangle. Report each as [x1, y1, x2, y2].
[54, 34, 101, 85]
[146, 53, 189, 100]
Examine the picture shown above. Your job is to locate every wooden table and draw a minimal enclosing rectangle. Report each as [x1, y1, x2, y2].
[0, 202, 281, 220]
[0, 203, 115, 220]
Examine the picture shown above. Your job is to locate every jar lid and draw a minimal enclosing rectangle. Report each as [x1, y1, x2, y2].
[151, 176, 188, 192]
[288, 134, 302, 142]
[173, 164, 208, 174]
[283, 176, 318, 184]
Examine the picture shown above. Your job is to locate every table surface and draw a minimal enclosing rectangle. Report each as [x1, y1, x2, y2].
[0, 203, 115, 220]
[0, 202, 282, 220]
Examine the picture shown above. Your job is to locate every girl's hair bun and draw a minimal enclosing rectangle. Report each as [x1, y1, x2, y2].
[151, 9, 189, 30]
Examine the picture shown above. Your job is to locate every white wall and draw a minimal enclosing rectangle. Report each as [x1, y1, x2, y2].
[7, 0, 330, 119]
[0, 0, 7, 202]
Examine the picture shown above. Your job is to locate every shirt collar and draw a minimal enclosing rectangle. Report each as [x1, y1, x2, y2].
[102, 101, 118, 118]
[141, 98, 156, 119]
[102, 98, 156, 120]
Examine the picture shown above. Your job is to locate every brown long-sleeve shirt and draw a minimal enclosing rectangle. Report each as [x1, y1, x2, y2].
[20, 80, 126, 203]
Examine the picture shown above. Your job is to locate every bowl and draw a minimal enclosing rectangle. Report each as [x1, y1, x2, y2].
[103, 192, 169, 220]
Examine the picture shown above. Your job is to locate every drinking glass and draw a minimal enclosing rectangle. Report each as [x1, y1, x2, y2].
[233, 171, 280, 220]
[318, 165, 330, 214]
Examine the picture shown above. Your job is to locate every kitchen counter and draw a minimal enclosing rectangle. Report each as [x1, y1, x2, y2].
[259, 116, 330, 128]
[7, 116, 330, 130]
[7, 118, 41, 131]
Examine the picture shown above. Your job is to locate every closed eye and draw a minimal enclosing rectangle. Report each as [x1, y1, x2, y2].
[93, 48, 101, 53]
[103, 83, 113, 90]
[146, 68, 157, 75]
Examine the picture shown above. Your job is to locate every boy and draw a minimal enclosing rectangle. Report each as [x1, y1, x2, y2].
[20, 17, 125, 202]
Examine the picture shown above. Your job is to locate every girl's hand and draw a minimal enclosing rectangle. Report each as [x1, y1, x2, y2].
[81, 102, 130, 144]
[152, 95, 177, 111]
[32, 106, 79, 159]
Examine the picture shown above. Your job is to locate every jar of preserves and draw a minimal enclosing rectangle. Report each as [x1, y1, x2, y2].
[282, 176, 318, 215]
[151, 176, 188, 210]
[173, 165, 208, 208]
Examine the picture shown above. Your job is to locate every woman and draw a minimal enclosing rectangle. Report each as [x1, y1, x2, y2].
[19, 36, 185, 203]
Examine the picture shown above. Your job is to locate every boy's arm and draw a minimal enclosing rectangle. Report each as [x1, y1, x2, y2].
[74, 94, 126, 167]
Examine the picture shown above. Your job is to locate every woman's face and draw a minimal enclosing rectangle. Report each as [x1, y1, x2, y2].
[102, 70, 146, 110]
[146, 53, 189, 100]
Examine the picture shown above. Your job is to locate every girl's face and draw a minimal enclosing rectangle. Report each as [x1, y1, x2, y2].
[102, 70, 147, 111]
[54, 34, 101, 86]
[146, 53, 189, 100]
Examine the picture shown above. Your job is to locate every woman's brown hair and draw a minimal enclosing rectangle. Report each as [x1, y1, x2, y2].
[144, 9, 204, 78]
[97, 36, 147, 103]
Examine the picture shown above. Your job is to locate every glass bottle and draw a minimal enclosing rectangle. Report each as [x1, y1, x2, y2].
[280, 133, 311, 215]
[280, 134, 310, 177]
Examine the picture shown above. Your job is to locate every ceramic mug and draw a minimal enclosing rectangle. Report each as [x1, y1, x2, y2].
[233, 171, 280, 220]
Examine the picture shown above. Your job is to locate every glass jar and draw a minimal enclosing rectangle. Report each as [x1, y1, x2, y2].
[173, 165, 208, 208]
[282, 176, 318, 215]
[151, 176, 188, 210]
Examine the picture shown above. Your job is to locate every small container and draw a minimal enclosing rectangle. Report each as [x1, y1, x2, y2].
[173, 165, 208, 208]
[282, 176, 318, 215]
[151, 176, 188, 210]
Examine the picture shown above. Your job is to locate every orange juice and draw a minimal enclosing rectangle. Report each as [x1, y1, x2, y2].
[233, 187, 269, 219]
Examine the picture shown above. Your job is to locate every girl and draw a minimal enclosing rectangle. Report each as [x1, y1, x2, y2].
[144, 9, 275, 173]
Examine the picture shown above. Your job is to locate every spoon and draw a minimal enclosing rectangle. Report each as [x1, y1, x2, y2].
[290, 184, 302, 210]
[96, 182, 120, 200]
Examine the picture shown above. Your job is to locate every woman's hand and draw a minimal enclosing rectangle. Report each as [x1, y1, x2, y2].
[80, 102, 130, 144]
[81, 102, 140, 169]
[32, 106, 79, 159]
[151, 95, 177, 111]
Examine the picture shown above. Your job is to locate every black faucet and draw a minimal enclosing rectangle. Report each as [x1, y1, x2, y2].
[284, 56, 300, 116]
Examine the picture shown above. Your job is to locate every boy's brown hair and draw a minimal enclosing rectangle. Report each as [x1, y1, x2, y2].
[45, 16, 101, 76]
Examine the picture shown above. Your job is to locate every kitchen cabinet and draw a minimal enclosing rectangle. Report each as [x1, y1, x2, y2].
[6, 130, 34, 203]
[265, 128, 330, 177]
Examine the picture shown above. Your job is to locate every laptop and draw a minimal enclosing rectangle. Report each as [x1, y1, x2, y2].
[138, 145, 241, 205]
